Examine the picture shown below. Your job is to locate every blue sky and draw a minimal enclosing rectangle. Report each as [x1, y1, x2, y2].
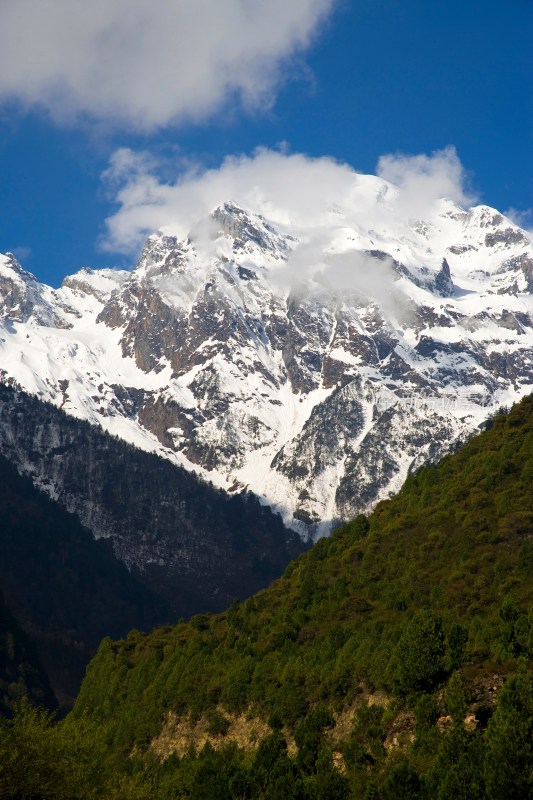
[0, 0, 531, 287]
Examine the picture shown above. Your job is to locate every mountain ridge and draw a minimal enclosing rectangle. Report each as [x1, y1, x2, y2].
[0, 384, 305, 621]
[1, 183, 533, 537]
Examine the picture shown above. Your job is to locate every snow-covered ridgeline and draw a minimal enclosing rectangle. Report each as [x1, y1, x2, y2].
[1, 182, 533, 538]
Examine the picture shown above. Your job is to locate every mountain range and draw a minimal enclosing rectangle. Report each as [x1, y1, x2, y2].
[1, 182, 532, 537]
[1, 176, 533, 792]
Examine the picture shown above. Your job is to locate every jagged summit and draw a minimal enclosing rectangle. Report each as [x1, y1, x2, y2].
[1, 194, 533, 537]
[211, 201, 292, 257]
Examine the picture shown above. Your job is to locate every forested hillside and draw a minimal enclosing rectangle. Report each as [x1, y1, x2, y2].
[0, 589, 56, 716]
[0, 451, 167, 707]
[0, 384, 306, 618]
[1, 397, 533, 798]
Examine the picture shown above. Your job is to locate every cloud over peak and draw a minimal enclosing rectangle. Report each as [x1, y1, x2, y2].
[101, 146, 477, 255]
[377, 147, 476, 216]
[0, 0, 334, 129]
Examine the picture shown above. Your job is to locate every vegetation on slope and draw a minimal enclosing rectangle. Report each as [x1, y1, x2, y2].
[76, 397, 533, 737]
[0, 451, 167, 707]
[0, 384, 307, 619]
[0, 589, 56, 716]
[2, 396, 533, 797]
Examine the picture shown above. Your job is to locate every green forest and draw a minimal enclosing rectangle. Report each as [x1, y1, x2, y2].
[2, 396, 533, 798]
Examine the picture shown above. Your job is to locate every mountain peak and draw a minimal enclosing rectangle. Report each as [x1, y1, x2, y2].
[1, 196, 533, 535]
[210, 201, 292, 259]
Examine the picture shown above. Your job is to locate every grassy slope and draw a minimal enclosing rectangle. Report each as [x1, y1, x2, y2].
[74, 397, 533, 750]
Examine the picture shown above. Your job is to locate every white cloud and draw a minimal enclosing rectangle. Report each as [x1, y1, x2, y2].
[100, 146, 476, 255]
[10, 246, 32, 263]
[285, 247, 403, 321]
[0, 0, 334, 129]
[376, 146, 476, 216]
[505, 207, 533, 235]
[101, 147, 359, 251]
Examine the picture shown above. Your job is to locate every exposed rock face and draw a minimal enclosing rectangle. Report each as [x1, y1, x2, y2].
[1, 191, 533, 538]
[435, 258, 454, 296]
[0, 252, 75, 327]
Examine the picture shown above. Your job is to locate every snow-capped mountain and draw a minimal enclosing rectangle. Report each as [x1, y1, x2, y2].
[1, 176, 533, 537]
